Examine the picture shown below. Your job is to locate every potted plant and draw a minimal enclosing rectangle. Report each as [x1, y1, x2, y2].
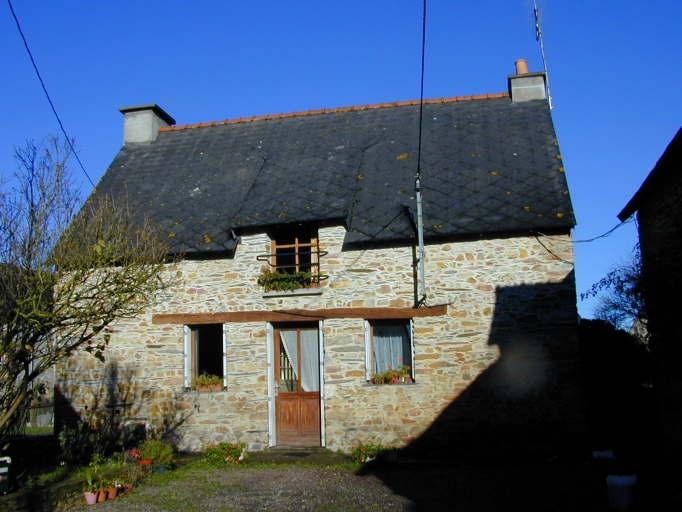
[126, 447, 140, 462]
[138, 439, 176, 471]
[103, 478, 118, 500]
[118, 462, 144, 492]
[95, 478, 108, 503]
[82, 469, 99, 505]
[191, 372, 223, 392]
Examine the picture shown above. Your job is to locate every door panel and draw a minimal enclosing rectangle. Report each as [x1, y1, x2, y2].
[300, 395, 321, 436]
[275, 326, 321, 447]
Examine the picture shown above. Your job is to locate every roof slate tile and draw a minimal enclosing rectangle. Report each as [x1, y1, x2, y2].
[94, 96, 574, 253]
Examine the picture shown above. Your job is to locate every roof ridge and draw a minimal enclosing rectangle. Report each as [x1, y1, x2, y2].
[159, 92, 510, 133]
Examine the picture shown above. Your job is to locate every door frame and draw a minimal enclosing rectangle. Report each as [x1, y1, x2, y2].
[266, 321, 325, 447]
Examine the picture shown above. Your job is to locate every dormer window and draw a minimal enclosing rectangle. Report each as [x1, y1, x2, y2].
[272, 226, 318, 274]
[256, 225, 326, 293]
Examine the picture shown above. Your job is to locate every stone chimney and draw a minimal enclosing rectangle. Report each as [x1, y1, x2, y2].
[119, 104, 176, 144]
[507, 59, 547, 102]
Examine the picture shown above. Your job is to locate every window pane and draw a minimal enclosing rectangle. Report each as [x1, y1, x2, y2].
[278, 228, 297, 246]
[373, 323, 411, 374]
[275, 248, 297, 273]
[196, 325, 223, 378]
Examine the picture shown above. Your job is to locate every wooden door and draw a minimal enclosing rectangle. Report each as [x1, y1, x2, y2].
[275, 326, 321, 447]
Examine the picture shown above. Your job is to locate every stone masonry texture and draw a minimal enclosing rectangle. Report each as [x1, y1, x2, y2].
[57, 226, 583, 455]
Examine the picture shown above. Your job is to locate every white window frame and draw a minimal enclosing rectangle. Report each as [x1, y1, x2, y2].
[364, 319, 415, 382]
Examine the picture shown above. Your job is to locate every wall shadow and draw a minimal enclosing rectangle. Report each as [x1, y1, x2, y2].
[55, 360, 191, 458]
[359, 273, 587, 509]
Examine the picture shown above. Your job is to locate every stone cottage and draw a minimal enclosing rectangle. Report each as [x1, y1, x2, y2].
[618, 126, 682, 452]
[58, 62, 584, 454]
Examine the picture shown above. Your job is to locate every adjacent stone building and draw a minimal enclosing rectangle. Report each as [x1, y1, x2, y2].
[618, 126, 682, 452]
[58, 62, 584, 455]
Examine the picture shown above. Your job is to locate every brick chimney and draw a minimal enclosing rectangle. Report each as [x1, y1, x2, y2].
[119, 104, 175, 144]
[507, 59, 547, 102]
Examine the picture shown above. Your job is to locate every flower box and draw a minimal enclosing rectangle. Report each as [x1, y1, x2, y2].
[195, 384, 223, 393]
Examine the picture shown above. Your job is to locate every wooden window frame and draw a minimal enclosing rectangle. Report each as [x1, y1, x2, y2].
[271, 227, 319, 275]
[183, 324, 227, 389]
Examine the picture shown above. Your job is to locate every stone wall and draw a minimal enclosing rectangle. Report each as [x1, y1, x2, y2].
[57, 226, 582, 454]
[635, 156, 682, 451]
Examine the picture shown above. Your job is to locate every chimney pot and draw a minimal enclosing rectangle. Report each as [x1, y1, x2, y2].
[515, 59, 529, 75]
[119, 104, 175, 144]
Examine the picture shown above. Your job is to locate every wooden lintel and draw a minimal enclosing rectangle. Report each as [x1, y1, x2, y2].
[152, 305, 447, 325]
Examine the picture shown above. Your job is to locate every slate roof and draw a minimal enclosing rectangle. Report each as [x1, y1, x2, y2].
[94, 94, 575, 255]
[618, 126, 682, 221]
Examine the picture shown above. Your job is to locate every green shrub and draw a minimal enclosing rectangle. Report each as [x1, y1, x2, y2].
[139, 439, 177, 466]
[349, 442, 389, 463]
[204, 442, 248, 465]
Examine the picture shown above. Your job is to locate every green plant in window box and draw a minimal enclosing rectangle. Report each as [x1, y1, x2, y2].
[371, 364, 413, 384]
[191, 372, 224, 392]
[257, 268, 314, 292]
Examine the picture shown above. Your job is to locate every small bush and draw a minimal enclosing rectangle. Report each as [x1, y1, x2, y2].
[349, 442, 389, 463]
[204, 442, 248, 465]
[139, 439, 177, 466]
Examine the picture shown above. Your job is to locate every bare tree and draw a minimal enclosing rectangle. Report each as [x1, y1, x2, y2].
[581, 246, 646, 336]
[0, 137, 172, 434]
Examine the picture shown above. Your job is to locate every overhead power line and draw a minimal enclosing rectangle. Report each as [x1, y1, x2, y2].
[7, 0, 95, 188]
[538, 217, 636, 244]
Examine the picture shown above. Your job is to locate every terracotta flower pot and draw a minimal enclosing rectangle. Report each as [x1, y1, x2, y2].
[195, 384, 222, 392]
[97, 490, 107, 503]
[106, 486, 118, 500]
[83, 491, 98, 505]
[138, 459, 153, 465]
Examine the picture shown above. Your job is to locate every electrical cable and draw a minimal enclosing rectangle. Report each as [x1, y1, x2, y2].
[537, 216, 635, 244]
[7, 0, 95, 188]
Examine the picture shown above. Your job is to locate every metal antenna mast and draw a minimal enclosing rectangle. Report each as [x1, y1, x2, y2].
[415, 0, 427, 307]
[533, 0, 553, 109]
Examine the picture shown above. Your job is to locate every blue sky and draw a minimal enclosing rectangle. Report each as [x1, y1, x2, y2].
[2, 1, 681, 318]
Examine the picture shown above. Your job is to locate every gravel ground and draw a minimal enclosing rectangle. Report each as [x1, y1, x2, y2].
[70, 465, 411, 512]
[66, 459, 622, 512]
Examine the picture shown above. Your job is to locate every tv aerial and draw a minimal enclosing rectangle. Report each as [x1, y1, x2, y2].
[530, 0, 553, 108]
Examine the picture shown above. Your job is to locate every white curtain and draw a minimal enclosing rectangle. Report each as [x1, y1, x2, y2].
[280, 330, 298, 379]
[300, 330, 319, 392]
[373, 324, 410, 373]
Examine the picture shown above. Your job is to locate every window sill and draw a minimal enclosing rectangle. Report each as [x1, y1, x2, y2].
[186, 386, 224, 393]
[262, 288, 323, 298]
[366, 381, 416, 386]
